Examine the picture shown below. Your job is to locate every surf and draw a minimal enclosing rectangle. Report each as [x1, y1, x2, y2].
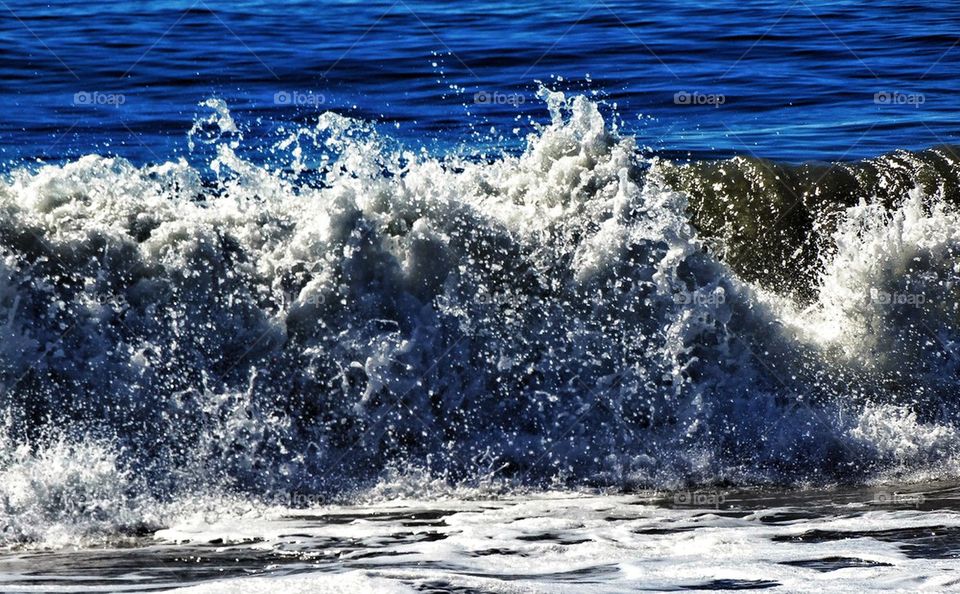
[2, 90, 959, 548]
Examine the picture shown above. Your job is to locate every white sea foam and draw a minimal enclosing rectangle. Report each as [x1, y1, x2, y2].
[1, 92, 960, 550]
[141, 491, 960, 593]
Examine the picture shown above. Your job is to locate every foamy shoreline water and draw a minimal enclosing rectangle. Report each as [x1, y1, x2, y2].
[4, 488, 960, 592]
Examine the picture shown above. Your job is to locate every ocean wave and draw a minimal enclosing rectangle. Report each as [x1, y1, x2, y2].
[2, 91, 960, 547]
[658, 145, 960, 300]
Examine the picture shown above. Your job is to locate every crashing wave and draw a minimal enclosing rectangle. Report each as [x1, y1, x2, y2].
[1, 91, 959, 546]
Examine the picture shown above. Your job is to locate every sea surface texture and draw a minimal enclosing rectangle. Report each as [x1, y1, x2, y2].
[3, 0, 960, 591]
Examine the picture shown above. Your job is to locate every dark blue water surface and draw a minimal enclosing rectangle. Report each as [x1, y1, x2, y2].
[1, 0, 959, 165]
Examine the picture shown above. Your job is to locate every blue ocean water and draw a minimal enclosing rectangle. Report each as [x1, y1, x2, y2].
[2, 0, 960, 164]
[10, 2, 960, 590]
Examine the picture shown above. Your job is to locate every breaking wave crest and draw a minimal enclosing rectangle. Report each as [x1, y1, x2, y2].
[2, 90, 960, 547]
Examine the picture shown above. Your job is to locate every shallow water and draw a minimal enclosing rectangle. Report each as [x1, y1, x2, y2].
[4, 488, 960, 593]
